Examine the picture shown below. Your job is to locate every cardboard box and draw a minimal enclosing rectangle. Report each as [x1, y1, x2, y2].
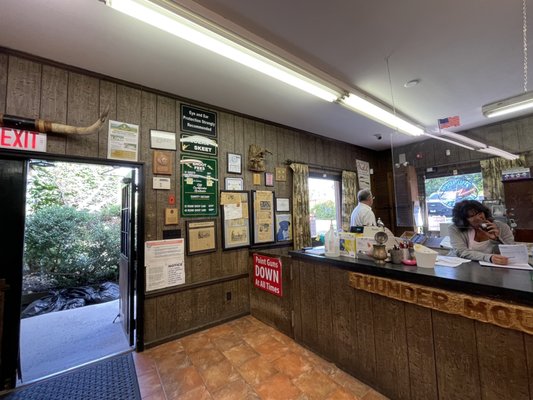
[339, 232, 357, 258]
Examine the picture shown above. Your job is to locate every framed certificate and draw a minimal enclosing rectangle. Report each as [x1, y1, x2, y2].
[227, 153, 242, 174]
[225, 177, 244, 191]
[186, 220, 217, 255]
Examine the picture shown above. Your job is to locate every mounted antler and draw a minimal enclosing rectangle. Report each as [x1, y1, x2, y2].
[0, 107, 109, 136]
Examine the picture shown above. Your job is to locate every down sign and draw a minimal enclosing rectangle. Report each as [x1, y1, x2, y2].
[253, 253, 282, 297]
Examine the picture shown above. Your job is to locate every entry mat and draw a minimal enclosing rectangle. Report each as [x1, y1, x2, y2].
[1, 352, 141, 400]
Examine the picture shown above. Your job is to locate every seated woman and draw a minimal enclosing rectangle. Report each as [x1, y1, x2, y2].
[449, 200, 514, 265]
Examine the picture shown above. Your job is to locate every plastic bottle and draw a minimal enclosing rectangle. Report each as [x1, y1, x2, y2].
[324, 221, 340, 257]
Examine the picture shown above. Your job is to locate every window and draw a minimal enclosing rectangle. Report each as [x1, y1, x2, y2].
[308, 175, 341, 243]
[425, 172, 484, 231]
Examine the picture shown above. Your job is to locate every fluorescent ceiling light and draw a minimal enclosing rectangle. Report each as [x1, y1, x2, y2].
[482, 91, 533, 118]
[439, 131, 487, 149]
[477, 146, 519, 160]
[340, 93, 424, 137]
[423, 133, 475, 151]
[106, 0, 341, 102]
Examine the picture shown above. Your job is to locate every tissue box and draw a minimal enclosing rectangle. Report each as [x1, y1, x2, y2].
[339, 232, 356, 258]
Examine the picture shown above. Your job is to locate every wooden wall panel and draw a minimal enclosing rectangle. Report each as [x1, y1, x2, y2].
[315, 263, 333, 358]
[98, 80, 117, 159]
[372, 296, 410, 400]
[143, 298, 158, 344]
[6, 56, 41, 118]
[299, 262, 319, 350]
[475, 322, 529, 400]
[140, 91, 157, 242]
[40, 65, 68, 155]
[66, 72, 99, 156]
[0, 53, 7, 113]
[525, 333, 533, 399]
[433, 311, 481, 400]
[405, 304, 438, 400]
[353, 289, 376, 384]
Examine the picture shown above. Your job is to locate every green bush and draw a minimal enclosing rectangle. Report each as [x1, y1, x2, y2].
[311, 200, 336, 220]
[24, 205, 120, 288]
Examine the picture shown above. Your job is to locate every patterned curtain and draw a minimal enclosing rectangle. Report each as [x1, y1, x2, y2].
[480, 155, 526, 201]
[341, 170, 358, 232]
[290, 163, 311, 249]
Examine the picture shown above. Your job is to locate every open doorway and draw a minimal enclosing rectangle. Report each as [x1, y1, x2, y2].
[6, 158, 141, 385]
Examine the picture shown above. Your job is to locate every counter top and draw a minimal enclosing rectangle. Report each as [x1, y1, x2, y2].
[289, 250, 533, 306]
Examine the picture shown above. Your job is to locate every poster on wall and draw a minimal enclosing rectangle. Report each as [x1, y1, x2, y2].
[180, 155, 218, 217]
[145, 239, 185, 292]
[253, 253, 282, 297]
[252, 190, 275, 244]
[220, 191, 250, 250]
[180, 104, 217, 137]
[356, 159, 370, 189]
[107, 120, 139, 161]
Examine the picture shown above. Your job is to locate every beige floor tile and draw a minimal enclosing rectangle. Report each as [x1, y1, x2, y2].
[292, 369, 340, 399]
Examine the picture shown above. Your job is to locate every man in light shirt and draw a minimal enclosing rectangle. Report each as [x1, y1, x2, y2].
[350, 189, 376, 226]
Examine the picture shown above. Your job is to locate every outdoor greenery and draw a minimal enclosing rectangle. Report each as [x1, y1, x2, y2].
[24, 162, 122, 291]
[310, 200, 336, 220]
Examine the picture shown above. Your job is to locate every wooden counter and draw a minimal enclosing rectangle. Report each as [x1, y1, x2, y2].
[251, 251, 533, 400]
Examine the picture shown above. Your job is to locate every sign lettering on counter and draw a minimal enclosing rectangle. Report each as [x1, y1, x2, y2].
[253, 254, 282, 297]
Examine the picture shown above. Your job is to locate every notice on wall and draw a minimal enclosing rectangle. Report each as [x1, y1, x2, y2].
[181, 104, 217, 137]
[253, 253, 282, 297]
[356, 159, 371, 189]
[145, 239, 185, 291]
[181, 155, 218, 217]
[108, 120, 139, 161]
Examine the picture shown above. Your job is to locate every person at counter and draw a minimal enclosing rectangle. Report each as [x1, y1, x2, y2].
[449, 200, 514, 265]
[350, 189, 376, 226]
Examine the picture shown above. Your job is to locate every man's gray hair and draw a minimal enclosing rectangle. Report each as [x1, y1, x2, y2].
[357, 189, 372, 202]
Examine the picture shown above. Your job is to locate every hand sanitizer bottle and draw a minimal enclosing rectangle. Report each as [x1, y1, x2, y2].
[324, 221, 340, 257]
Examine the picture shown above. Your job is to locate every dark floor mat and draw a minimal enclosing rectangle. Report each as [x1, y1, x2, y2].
[1, 352, 141, 400]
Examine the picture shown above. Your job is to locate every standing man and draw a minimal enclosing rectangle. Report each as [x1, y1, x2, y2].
[350, 189, 376, 226]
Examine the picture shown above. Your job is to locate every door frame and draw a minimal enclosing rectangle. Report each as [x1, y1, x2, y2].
[0, 149, 145, 389]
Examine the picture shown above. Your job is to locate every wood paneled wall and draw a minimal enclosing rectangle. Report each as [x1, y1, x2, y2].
[0, 51, 379, 347]
[291, 258, 533, 400]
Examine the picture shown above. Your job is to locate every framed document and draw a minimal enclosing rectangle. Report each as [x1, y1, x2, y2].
[150, 129, 177, 150]
[251, 190, 275, 244]
[186, 220, 217, 255]
[220, 191, 250, 250]
[275, 167, 287, 181]
[265, 172, 274, 187]
[225, 177, 244, 191]
[227, 153, 242, 174]
[275, 197, 290, 212]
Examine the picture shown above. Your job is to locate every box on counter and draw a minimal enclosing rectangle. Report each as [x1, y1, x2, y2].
[339, 232, 357, 258]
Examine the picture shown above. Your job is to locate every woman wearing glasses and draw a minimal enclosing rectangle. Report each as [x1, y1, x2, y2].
[449, 200, 514, 265]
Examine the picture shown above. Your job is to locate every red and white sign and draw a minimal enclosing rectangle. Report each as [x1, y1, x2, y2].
[253, 253, 282, 297]
[0, 128, 47, 152]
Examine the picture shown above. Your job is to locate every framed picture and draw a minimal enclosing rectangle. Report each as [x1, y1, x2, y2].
[275, 214, 292, 242]
[150, 129, 177, 150]
[153, 150, 173, 175]
[251, 190, 275, 244]
[227, 153, 242, 174]
[225, 177, 244, 191]
[253, 173, 261, 185]
[221, 191, 251, 250]
[275, 167, 287, 182]
[275, 197, 290, 212]
[265, 172, 274, 187]
[186, 220, 217, 255]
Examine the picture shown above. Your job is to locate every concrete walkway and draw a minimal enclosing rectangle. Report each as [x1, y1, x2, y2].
[19, 299, 131, 384]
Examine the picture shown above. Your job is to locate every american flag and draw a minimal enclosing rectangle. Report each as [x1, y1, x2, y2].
[438, 116, 460, 129]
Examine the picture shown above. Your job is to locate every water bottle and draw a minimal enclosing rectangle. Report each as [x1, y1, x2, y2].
[324, 221, 340, 257]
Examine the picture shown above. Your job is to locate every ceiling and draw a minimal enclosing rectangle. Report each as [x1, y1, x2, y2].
[0, 0, 531, 151]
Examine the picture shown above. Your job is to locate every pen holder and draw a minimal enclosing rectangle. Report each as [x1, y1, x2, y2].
[389, 249, 403, 264]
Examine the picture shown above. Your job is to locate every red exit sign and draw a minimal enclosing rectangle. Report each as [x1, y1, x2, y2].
[0, 128, 47, 152]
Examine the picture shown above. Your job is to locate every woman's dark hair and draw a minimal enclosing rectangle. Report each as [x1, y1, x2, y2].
[452, 200, 492, 230]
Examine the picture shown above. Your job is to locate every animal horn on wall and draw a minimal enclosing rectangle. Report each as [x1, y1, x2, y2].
[0, 107, 110, 136]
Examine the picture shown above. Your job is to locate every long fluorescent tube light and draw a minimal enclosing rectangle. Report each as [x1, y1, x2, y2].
[482, 91, 533, 118]
[106, 0, 341, 102]
[340, 93, 424, 137]
[477, 146, 519, 160]
[423, 133, 475, 151]
[439, 130, 487, 149]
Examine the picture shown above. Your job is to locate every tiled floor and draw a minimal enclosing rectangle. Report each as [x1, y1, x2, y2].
[133, 316, 388, 400]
